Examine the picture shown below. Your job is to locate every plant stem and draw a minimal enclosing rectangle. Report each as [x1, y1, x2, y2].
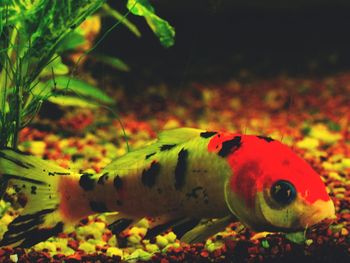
[102, 3, 141, 37]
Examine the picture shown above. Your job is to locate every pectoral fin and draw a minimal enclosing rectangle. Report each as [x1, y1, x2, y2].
[181, 215, 235, 244]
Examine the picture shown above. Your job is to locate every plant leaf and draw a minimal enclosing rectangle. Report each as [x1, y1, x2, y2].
[57, 30, 87, 52]
[92, 53, 130, 72]
[48, 76, 114, 104]
[39, 55, 69, 77]
[127, 0, 175, 48]
[48, 95, 99, 108]
[102, 3, 141, 37]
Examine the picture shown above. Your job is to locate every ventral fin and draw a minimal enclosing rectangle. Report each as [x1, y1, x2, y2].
[104, 212, 138, 235]
[157, 128, 205, 145]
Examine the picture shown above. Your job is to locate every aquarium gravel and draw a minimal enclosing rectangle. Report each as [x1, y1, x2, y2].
[1, 73, 350, 263]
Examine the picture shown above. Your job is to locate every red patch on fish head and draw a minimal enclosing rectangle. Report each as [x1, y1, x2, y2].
[220, 134, 330, 207]
[229, 160, 262, 208]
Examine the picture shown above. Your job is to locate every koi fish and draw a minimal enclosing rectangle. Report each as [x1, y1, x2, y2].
[0, 128, 335, 247]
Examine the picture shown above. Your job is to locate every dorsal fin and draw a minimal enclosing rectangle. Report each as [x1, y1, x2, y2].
[103, 128, 205, 171]
[157, 128, 205, 145]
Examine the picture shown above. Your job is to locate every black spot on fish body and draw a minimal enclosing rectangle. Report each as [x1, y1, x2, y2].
[48, 171, 70, 176]
[186, 186, 203, 199]
[145, 152, 156, 160]
[79, 173, 95, 191]
[160, 144, 177, 151]
[200, 131, 218, 138]
[218, 136, 242, 157]
[113, 175, 123, 190]
[13, 184, 21, 193]
[257, 136, 274, 143]
[116, 200, 123, 206]
[142, 161, 161, 188]
[97, 172, 109, 185]
[31, 186, 37, 195]
[89, 201, 109, 213]
[175, 148, 188, 190]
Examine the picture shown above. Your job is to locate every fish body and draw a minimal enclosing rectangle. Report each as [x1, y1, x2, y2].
[0, 128, 335, 247]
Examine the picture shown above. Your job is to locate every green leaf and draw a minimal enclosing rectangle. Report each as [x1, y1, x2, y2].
[39, 55, 69, 77]
[285, 232, 306, 245]
[57, 30, 87, 52]
[92, 53, 130, 72]
[48, 76, 114, 104]
[48, 95, 99, 108]
[102, 3, 141, 37]
[127, 0, 175, 48]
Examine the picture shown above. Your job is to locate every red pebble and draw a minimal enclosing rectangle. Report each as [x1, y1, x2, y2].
[200, 251, 209, 258]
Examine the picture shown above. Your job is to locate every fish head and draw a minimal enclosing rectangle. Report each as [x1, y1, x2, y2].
[224, 135, 335, 232]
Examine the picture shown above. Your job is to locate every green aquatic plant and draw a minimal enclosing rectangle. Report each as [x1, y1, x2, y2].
[0, 0, 106, 148]
[0, 0, 175, 149]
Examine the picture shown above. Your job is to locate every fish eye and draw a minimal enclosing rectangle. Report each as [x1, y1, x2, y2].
[270, 180, 296, 206]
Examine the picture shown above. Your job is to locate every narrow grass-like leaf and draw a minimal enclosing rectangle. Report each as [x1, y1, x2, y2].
[92, 53, 130, 72]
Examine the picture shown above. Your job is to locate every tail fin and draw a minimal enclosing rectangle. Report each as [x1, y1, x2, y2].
[0, 148, 71, 247]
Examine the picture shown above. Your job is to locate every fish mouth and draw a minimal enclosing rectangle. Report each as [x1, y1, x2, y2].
[299, 199, 336, 228]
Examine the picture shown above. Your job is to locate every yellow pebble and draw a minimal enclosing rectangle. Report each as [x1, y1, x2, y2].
[296, 137, 319, 150]
[309, 124, 341, 144]
[165, 232, 177, 243]
[341, 158, 350, 169]
[329, 172, 345, 182]
[206, 241, 224, 252]
[108, 235, 118, 247]
[128, 234, 142, 244]
[29, 141, 46, 156]
[34, 241, 57, 253]
[106, 247, 123, 258]
[341, 228, 349, 236]
[126, 249, 153, 262]
[322, 162, 334, 171]
[78, 241, 96, 253]
[305, 239, 313, 246]
[1, 213, 13, 225]
[145, 243, 160, 253]
[9, 254, 18, 263]
[156, 235, 169, 248]
[136, 218, 150, 228]
[129, 226, 147, 237]
[93, 222, 106, 231]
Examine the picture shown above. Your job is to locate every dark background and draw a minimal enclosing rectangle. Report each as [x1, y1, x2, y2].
[95, 0, 350, 87]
